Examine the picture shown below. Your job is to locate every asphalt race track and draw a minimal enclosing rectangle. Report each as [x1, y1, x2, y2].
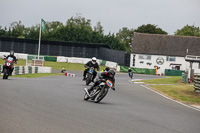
[0, 71, 200, 133]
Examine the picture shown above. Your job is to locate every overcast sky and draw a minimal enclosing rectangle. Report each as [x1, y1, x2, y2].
[0, 0, 200, 35]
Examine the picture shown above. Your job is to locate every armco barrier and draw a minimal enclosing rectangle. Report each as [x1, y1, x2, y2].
[194, 74, 200, 92]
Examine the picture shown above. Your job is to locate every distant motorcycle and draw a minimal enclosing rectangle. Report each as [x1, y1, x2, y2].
[2, 56, 16, 79]
[84, 79, 115, 103]
[85, 67, 94, 85]
[129, 72, 133, 79]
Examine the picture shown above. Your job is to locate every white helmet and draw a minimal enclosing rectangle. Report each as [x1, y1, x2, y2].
[92, 57, 97, 64]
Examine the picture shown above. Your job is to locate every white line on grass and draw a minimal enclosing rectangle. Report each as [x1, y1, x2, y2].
[141, 84, 200, 112]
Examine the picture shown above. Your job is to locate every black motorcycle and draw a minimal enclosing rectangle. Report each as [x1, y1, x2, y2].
[84, 79, 115, 103]
[129, 72, 133, 79]
[85, 67, 94, 85]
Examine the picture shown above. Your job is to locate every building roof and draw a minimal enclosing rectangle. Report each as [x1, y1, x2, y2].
[131, 32, 200, 57]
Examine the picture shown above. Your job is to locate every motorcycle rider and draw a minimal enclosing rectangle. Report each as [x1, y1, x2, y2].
[85, 69, 116, 95]
[1, 50, 17, 75]
[83, 57, 100, 82]
[128, 67, 132, 76]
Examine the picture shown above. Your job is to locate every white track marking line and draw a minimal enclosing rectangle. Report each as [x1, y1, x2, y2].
[141, 85, 200, 112]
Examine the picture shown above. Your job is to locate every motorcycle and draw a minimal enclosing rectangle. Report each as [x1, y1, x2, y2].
[2, 56, 16, 79]
[129, 72, 133, 79]
[84, 79, 115, 103]
[85, 67, 94, 85]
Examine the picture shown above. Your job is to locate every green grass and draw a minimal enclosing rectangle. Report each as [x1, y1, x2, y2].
[141, 76, 200, 105]
[150, 85, 200, 105]
[45, 61, 85, 70]
[12, 73, 63, 78]
[141, 76, 181, 84]
[45, 61, 107, 71]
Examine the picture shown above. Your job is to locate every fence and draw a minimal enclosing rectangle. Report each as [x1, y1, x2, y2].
[165, 69, 185, 76]
[120, 66, 155, 75]
[0, 37, 130, 66]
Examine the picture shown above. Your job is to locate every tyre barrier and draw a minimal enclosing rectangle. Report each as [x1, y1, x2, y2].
[194, 74, 200, 92]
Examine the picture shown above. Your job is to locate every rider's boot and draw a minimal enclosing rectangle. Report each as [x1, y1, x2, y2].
[83, 77, 86, 81]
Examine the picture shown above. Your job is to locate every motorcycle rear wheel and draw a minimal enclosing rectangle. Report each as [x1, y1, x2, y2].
[86, 74, 92, 85]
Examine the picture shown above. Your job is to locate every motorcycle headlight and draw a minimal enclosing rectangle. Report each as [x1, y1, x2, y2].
[6, 62, 10, 66]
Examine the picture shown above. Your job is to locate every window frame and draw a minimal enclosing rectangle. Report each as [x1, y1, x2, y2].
[166, 56, 176, 62]
[138, 54, 151, 60]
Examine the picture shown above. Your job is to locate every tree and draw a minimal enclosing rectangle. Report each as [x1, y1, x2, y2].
[174, 25, 200, 37]
[116, 27, 134, 53]
[10, 21, 26, 38]
[135, 24, 167, 34]
[92, 22, 104, 43]
[0, 26, 7, 37]
[24, 24, 40, 39]
[0, 15, 127, 51]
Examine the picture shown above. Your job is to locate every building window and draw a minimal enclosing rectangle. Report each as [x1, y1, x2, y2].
[138, 55, 151, 60]
[166, 56, 176, 62]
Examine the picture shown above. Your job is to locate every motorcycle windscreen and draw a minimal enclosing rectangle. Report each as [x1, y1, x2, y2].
[106, 80, 113, 87]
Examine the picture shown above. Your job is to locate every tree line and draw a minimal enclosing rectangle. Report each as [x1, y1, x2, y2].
[0, 15, 199, 53]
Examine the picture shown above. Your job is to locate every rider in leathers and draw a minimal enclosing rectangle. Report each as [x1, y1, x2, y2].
[1, 50, 17, 75]
[85, 69, 116, 95]
[83, 57, 99, 82]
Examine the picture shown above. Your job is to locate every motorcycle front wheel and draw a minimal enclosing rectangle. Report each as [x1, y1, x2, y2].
[84, 93, 90, 101]
[3, 69, 8, 79]
[94, 87, 109, 103]
[86, 74, 92, 85]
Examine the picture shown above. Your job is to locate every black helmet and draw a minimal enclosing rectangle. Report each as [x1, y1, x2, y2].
[10, 50, 14, 56]
[108, 69, 115, 78]
[105, 67, 110, 71]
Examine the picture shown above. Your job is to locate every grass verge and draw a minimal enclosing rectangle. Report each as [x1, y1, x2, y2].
[141, 76, 200, 105]
[0, 58, 107, 71]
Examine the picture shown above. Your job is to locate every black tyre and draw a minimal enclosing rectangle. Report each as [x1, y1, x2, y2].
[3, 69, 8, 79]
[94, 88, 108, 103]
[86, 74, 91, 85]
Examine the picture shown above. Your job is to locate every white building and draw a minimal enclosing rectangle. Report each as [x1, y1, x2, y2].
[130, 33, 200, 76]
